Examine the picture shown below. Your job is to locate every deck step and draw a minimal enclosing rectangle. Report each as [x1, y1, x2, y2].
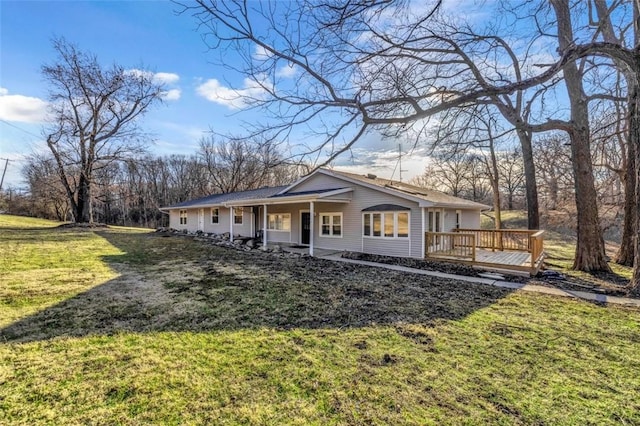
[478, 272, 506, 280]
[473, 265, 531, 278]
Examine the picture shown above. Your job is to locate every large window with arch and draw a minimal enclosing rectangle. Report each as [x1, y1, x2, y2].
[362, 206, 409, 239]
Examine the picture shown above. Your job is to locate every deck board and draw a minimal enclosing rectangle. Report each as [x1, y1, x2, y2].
[427, 248, 535, 272]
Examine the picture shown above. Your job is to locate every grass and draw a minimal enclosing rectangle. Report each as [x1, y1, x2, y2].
[1, 214, 639, 424]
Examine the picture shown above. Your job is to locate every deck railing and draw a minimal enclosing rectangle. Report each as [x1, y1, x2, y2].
[453, 228, 538, 252]
[425, 228, 546, 274]
[425, 232, 476, 261]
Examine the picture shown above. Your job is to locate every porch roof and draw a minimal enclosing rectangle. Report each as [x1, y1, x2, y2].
[160, 185, 288, 210]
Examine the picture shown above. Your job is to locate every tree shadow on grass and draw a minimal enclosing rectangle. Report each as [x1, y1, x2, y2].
[1, 232, 516, 343]
[0, 226, 106, 244]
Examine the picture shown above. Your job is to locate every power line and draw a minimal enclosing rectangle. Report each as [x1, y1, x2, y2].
[0, 119, 42, 139]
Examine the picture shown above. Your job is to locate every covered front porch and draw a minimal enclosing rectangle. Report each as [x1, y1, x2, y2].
[425, 229, 545, 275]
[225, 187, 353, 256]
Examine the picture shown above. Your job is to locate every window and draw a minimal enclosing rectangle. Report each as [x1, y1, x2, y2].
[363, 211, 409, 238]
[267, 213, 291, 231]
[373, 213, 381, 236]
[397, 212, 409, 237]
[320, 213, 342, 237]
[211, 208, 219, 224]
[179, 210, 187, 225]
[234, 208, 243, 225]
[455, 210, 461, 229]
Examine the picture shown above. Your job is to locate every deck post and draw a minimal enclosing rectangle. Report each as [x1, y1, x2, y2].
[229, 206, 234, 239]
[471, 234, 476, 261]
[309, 201, 314, 256]
[263, 204, 268, 248]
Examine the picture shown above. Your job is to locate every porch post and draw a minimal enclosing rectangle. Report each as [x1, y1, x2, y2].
[250, 207, 254, 237]
[309, 201, 315, 256]
[263, 204, 268, 248]
[421, 207, 426, 258]
[229, 206, 234, 238]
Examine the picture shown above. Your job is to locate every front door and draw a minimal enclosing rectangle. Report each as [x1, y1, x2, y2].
[301, 212, 311, 244]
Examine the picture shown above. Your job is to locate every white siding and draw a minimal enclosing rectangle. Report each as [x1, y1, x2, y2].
[168, 206, 252, 236]
[169, 208, 198, 233]
[294, 174, 422, 258]
[461, 209, 481, 229]
[166, 174, 483, 259]
[262, 203, 307, 244]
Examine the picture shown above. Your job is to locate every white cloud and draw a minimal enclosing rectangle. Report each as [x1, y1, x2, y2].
[0, 88, 49, 123]
[126, 70, 181, 101]
[276, 63, 297, 78]
[126, 69, 180, 84]
[161, 88, 181, 101]
[196, 76, 269, 109]
[153, 72, 180, 85]
[254, 45, 272, 61]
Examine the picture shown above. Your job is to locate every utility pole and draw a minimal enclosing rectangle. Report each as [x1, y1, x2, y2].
[0, 158, 10, 192]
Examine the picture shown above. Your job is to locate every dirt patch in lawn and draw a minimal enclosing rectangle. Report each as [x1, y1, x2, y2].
[1, 232, 515, 343]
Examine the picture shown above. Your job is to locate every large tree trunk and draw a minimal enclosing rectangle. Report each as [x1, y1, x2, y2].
[617, 107, 637, 266]
[630, 86, 640, 295]
[515, 128, 539, 229]
[592, 0, 638, 268]
[552, 0, 611, 272]
[76, 174, 91, 223]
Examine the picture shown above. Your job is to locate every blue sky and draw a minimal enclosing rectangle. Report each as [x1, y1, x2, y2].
[0, 0, 428, 189]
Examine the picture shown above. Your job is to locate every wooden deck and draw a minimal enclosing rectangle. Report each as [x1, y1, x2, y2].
[425, 229, 545, 276]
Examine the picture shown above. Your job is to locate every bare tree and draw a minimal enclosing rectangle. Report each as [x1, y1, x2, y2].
[411, 150, 473, 197]
[199, 136, 301, 193]
[43, 38, 164, 223]
[497, 148, 526, 211]
[177, 0, 640, 285]
[533, 134, 573, 212]
[23, 153, 71, 221]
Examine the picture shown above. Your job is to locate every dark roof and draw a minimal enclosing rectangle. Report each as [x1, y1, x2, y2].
[326, 170, 490, 209]
[362, 204, 411, 212]
[269, 187, 347, 198]
[165, 185, 288, 209]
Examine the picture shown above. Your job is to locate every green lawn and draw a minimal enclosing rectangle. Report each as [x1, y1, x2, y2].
[1, 214, 639, 425]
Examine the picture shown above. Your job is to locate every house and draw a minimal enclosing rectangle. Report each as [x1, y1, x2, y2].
[160, 168, 489, 259]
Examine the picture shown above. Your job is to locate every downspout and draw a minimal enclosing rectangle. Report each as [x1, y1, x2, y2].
[309, 201, 315, 256]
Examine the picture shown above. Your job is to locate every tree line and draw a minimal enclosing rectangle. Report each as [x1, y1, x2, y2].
[7, 137, 302, 228]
